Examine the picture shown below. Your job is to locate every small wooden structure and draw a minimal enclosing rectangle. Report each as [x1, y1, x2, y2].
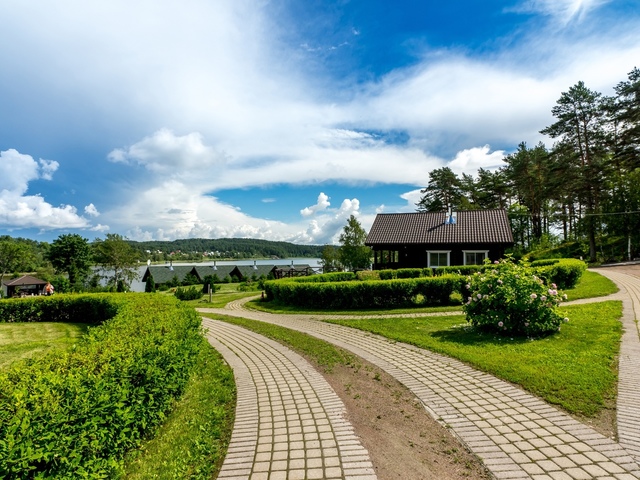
[2, 275, 49, 297]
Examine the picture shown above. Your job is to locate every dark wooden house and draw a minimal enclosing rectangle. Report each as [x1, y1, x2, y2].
[366, 209, 513, 270]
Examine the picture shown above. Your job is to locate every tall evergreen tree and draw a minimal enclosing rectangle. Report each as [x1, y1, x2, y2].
[540, 81, 610, 261]
[416, 167, 463, 211]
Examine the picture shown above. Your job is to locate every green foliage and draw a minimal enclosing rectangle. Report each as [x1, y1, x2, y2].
[181, 273, 200, 286]
[0, 241, 35, 288]
[534, 258, 587, 289]
[355, 270, 380, 281]
[416, 166, 465, 212]
[338, 215, 372, 271]
[92, 234, 139, 291]
[395, 268, 423, 279]
[320, 245, 342, 272]
[0, 294, 204, 478]
[129, 237, 324, 260]
[174, 286, 203, 301]
[463, 259, 567, 336]
[264, 275, 461, 309]
[144, 274, 156, 293]
[47, 234, 93, 289]
[433, 264, 484, 276]
[290, 271, 356, 283]
[378, 269, 396, 280]
[530, 258, 560, 266]
[122, 344, 235, 479]
[201, 275, 222, 294]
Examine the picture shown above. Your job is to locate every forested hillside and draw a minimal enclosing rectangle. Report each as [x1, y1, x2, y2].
[129, 238, 323, 260]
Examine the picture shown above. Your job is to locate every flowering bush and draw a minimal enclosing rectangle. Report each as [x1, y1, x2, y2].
[463, 259, 567, 336]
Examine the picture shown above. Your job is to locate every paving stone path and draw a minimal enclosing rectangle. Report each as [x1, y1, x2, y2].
[199, 267, 640, 479]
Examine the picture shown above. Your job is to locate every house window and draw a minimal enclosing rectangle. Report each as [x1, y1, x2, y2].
[463, 250, 489, 265]
[428, 251, 450, 268]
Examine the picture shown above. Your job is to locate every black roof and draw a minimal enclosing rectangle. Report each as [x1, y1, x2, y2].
[365, 209, 514, 246]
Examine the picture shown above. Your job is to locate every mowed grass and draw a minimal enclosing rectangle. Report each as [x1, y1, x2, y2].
[563, 270, 619, 301]
[0, 322, 89, 369]
[323, 301, 621, 417]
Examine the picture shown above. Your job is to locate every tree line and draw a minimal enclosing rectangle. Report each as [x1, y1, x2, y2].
[416, 67, 640, 262]
[0, 234, 324, 296]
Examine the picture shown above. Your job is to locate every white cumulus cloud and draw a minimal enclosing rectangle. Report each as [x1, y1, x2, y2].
[0, 149, 90, 230]
[300, 192, 331, 217]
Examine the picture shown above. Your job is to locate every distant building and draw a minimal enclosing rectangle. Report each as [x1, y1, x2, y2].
[365, 209, 514, 270]
[1, 275, 49, 297]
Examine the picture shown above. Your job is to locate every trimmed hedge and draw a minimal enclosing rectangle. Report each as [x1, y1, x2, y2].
[264, 275, 462, 309]
[433, 265, 485, 276]
[0, 294, 204, 479]
[0, 295, 117, 324]
[534, 258, 587, 289]
[289, 272, 356, 283]
[530, 258, 561, 267]
[378, 268, 433, 280]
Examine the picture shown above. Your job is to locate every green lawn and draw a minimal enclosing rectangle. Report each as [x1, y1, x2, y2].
[0, 322, 89, 369]
[323, 301, 621, 417]
[563, 269, 619, 301]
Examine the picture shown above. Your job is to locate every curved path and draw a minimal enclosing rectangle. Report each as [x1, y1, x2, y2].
[200, 267, 640, 479]
[203, 318, 376, 480]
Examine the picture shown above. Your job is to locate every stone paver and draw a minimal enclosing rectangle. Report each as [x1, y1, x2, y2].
[202, 318, 376, 480]
[199, 267, 640, 479]
[589, 268, 640, 462]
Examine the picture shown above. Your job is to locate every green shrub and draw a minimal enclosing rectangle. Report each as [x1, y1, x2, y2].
[463, 259, 567, 336]
[434, 265, 484, 276]
[264, 275, 461, 309]
[530, 258, 560, 267]
[534, 259, 587, 289]
[356, 270, 380, 281]
[174, 286, 203, 301]
[395, 268, 423, 279]
[0, 294, 204, 478]
[421, 268, 433, 277]
[378, 269, 396, 280]
[201, 275, 222, 294]
[289, 272, 356, 283]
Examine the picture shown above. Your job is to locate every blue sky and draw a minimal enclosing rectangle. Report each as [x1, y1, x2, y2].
[1, 0, 639, 245]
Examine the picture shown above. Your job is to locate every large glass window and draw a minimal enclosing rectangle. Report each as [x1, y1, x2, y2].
[464, 250, 488, 265]
[428, 251, 450, 268]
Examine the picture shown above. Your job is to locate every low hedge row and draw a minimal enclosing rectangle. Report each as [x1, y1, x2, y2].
[289, 272, 356, 283]
[264, 275, 462, 309]
[534, 258, 586, 289]
[378, 268, 432, 280]
[0, 295, 117, 324]
[0, 294, 205, 479]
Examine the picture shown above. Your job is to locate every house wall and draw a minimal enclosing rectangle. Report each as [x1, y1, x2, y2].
[372, 243, 508, 270]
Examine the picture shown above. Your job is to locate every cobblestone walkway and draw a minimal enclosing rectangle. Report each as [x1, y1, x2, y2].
[199, 267, 640, 479]
[203, 318, 376, 480]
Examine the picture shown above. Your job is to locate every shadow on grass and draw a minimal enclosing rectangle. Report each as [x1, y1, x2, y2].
[429, 326, 534, 347]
